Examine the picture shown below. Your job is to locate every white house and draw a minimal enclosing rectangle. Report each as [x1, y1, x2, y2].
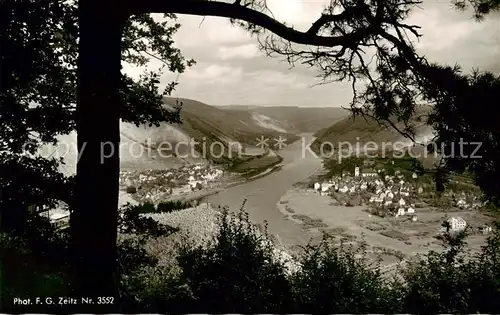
[457, 199, 467, 208]
[362, 169, 378, 177]
[321, 183, 332, 192]
[471, 201, 482, 209]
[398, 198, 406, 206]
[354, 166, 360, 177]
[396, 207, 405, 217]
[39, 204, 70, 229]
[412, 172, 418, 179]
[407, 206, 415, 214]
[314, 182, 321, 190]
[448, 216, 467, 232]
[482, 225, 493, 235]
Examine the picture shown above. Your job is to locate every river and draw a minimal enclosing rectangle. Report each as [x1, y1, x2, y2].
[204, 134, 323, 247]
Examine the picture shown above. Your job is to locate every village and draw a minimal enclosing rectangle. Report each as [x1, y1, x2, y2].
[119, 163, 226, 204]
[40, 163, 228, 229]
[309, 158, 492, 235]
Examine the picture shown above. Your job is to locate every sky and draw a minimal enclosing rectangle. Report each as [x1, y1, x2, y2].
[123, 0, 500, 107]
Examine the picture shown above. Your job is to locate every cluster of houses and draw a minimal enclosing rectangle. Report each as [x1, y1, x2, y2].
[120, 163, 224, 203]
[451, 192, 484, 210]
[33, 164, 224, 228]
[366, 175, 418, 219]
[314, 162, 487, 212]
[313, 165, 421, 217]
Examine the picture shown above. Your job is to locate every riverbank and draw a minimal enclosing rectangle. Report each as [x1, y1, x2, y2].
[205, 134, 324, 249]
[276, 184, 491, 268]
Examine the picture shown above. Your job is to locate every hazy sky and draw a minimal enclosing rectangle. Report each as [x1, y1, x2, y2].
[123, 0, 500, 107]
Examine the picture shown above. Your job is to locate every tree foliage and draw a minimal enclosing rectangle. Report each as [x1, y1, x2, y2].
[0, 0, 195, 229]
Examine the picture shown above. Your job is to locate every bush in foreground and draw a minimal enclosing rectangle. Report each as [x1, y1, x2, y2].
[2, 204, 500, 313]
[129, 200, 193, 215]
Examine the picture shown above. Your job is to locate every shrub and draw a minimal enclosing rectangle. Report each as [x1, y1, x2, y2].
[130, 202, 156, 214]
[124, 200, 192, 215]
[401, 222, 500, 313]
[3, 202, 500, 313]
[290, 241, 401, 313]
[156, 200, 192, 213]
[0, 202, 176, 312]
[126, 186, 137, 194]
[174, 209, 293, 313]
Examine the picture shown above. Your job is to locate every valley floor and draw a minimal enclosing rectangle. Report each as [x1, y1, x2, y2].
[276, 187, 491, 268]
[120, 132, 494, 273]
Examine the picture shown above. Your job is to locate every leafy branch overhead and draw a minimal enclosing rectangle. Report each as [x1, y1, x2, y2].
[127, 0, 447, 137]
[1, 0, 195, 154]
[0, 0, 195, 218]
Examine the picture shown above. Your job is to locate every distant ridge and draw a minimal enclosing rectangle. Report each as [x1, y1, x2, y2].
[173, 99, 350, 134]
[312, 106, 433, 147]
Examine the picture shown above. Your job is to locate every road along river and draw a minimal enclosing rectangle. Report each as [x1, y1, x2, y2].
[205, 134, 323, 248]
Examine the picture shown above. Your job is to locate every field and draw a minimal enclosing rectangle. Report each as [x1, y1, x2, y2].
[277, 188, 494, 269]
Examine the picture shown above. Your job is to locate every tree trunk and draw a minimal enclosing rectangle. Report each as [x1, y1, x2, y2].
[72, 0, 126, 302]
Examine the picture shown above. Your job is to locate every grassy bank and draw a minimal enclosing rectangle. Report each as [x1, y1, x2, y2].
[229, 151, 283, 178]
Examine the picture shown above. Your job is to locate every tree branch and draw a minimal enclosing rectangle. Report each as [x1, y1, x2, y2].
[126, 0, 383, 47]
[306, 0, 367, 35]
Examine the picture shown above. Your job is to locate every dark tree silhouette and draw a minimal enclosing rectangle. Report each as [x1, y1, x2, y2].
[0, 0, 194, 233]
[1, 0, 193, 302]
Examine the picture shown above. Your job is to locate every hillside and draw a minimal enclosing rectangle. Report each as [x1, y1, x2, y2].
[166, 98, 299, 143]
[40, 97, 303, 175]
[312, 107, 433, 148]
[311, 107, 437, 167]
[222, 105, 349, 133]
